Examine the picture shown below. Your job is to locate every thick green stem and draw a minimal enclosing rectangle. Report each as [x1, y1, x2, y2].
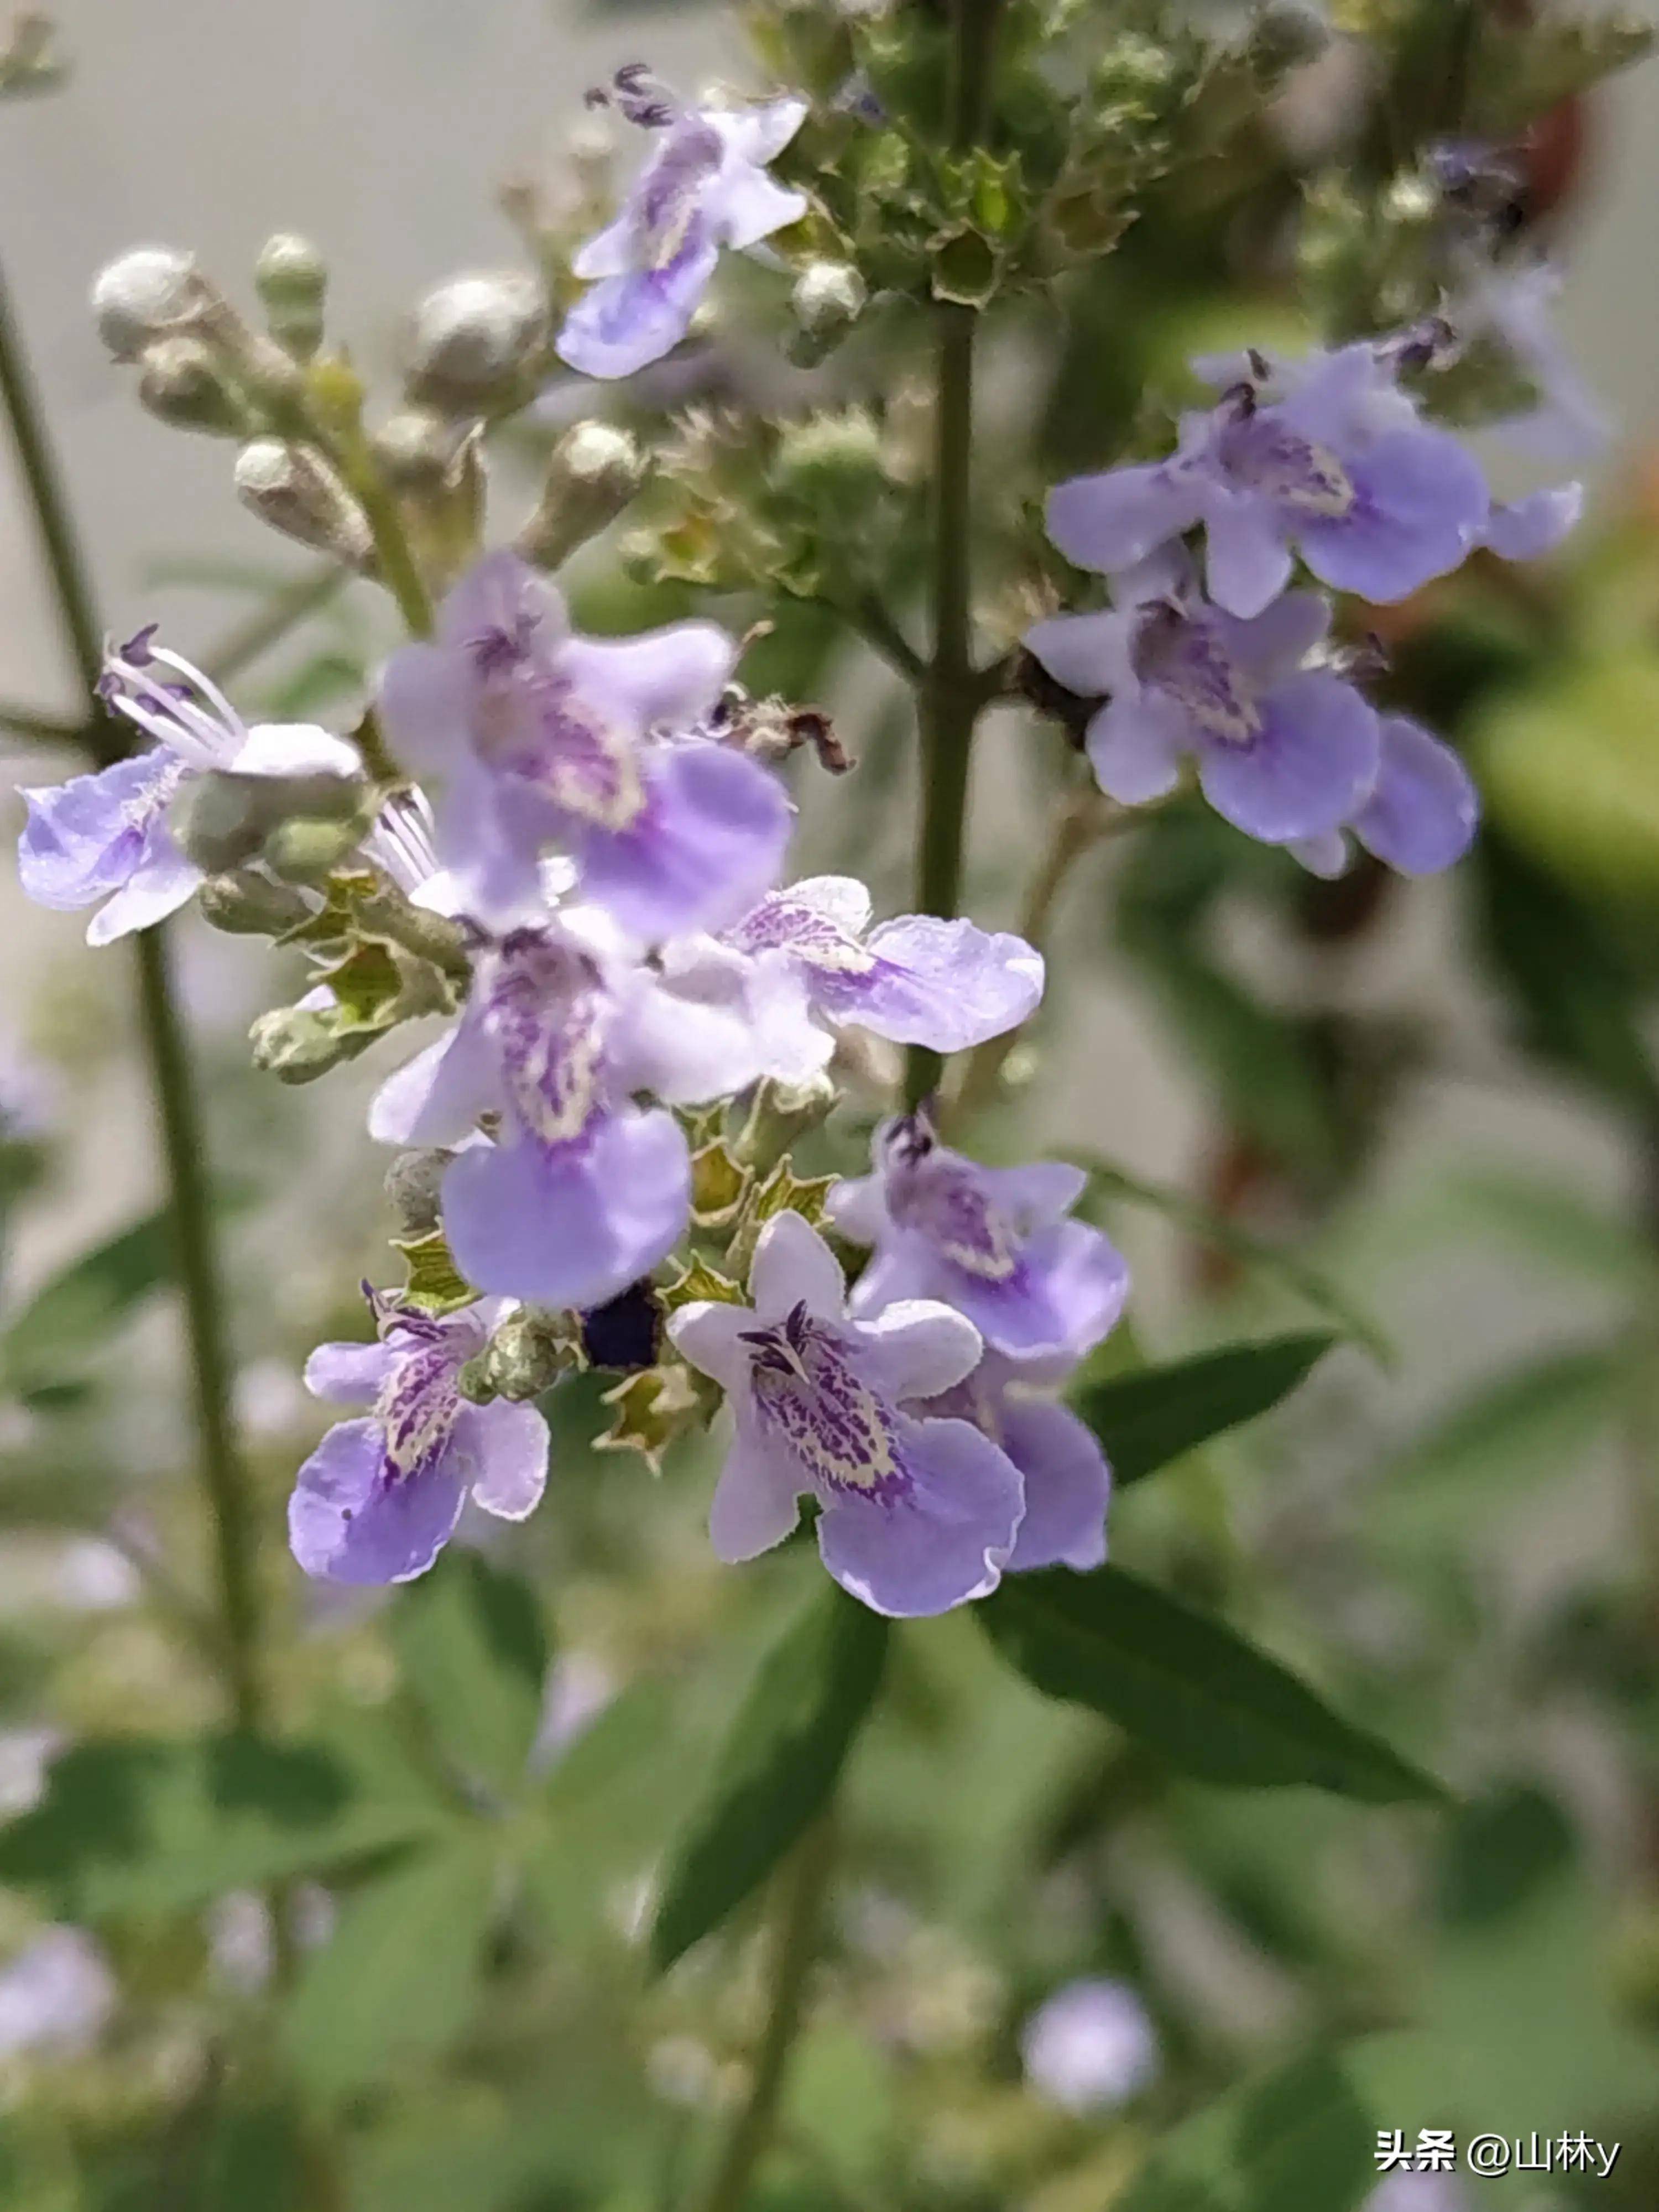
[692, 1817, 836, 2212]
[0, 249, 265, 1732]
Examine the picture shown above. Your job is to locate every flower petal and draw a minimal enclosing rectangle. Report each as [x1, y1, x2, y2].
[669, 1299, 759, 1394]
[1023, 611, 1129, 698]
[854, 1299, 984, 1401]
[1483, 483, 1582, 562]
[1197, 671, 1379, 844]
[1299, 428, 1489, 604]
[817, 916, 1044, 1052]
[455, 1397, 550, 1521]
[1084, 694, 1185, 805]
[709, 1408, 803, 1562]
[1353, 714, 1479, 876]
[367, 1014, 502, 1149]
[1203, 495, 1295, 620]
[749, 1209, 846, 1323]
[575, 741, 791, 942]
[1001, 1397, 1110, 1572]
[288, 1418, 465, 1584]
[84, 842, 202, 944]
[816, 1417, 1022, 1617]
[555, 237, 720, 382]
[18, 753, 183, 910]
[304, 1340, 395, 1404]
[1046, 465, 1203, 576]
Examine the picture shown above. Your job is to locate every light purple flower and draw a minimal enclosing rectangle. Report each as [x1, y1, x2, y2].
[378, 551, 791, 940]
[1292, 713, 1479, 881]
[290, 1289, 549, 1584]
[0, 1928, 114, 2061]
[17, 630, 361, 945]
[1364, 2180, 1468, 2212]
[1025, 550, 1379, 845]
[368, 909, 761, 1310]
[914, 1353, 1110, 1573]
[1020, 1979, 1159, 2114]
[831, 1113, 1127, 1369]
[1048, 337, 1495, 619]
[661, 875, 1045, 1083]
[557, 72, 807, 380]
[667, 1212, 1024, 1618]
[1452, 255, 1609, 463]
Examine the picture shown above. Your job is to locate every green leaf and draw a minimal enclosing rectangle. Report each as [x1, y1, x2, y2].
[980, 1568, 1443, 1803]
[283, 1835, 497, 2101]
[1433, 1169, 1650, 1288]
[1074, 1333, 1336, 1488]
[0, 1731, 448, 1916]
[1384, 1348, 1618, 1505]
[650, 1584, 889, 1971]
[1, 1210, 177, 1398]
[392, 1552, 549, 1797]
[1118, 2048, 1378, 2212]
[1072, 1154, 1393, 1364]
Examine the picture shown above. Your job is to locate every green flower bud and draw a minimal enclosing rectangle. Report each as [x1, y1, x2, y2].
[261, 812, 374, 885]
[137, 335, 246, 436]
[234, 439, 374, 568]
[198, 870, 313, 936]
[515, 420, 646, 570]
[92, 246, 204, 362]
[481, 1309, 578, 1401]
[254, 232, 327, 362]
[384, 1147, 453, 1237]
[248, 1005, 356, 1084]
[404, 270, 549, 415]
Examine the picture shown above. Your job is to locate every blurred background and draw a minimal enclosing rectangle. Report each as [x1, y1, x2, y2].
[0, 1, 1658, 2207]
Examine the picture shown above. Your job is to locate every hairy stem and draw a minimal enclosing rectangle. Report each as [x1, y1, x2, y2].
[692, 1817, 836, 2212]
[0, 248, 267, 1731]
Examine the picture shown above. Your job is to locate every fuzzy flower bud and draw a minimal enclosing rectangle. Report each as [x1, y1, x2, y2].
[198, 869, 312, 937]
[137, 335, 245, 436]
[370, 406, 468, 491]
[792, 261, 867, 337]
[772, 409, 888, 528]
[404, 271, 549, 415]
[92, 246, 205, 361]
[233, 439, 374, 569]
[254, 232, 327, 362]
[248, 1005, 354, 1084]
[515, 420, 645, 570]
[476, 1309, 578, 1402]
[384, 1148, 453, 1237]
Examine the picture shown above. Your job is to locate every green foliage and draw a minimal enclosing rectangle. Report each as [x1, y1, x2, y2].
[982, 1568, 1443, 1801]
[1074, 1333, 1337, 1487]
[1, 1209, 179, 1404]
[650, 1583, 889, 1970]
[1118, 2048, 1378, 2212]
[391, 1552, 549, 1797]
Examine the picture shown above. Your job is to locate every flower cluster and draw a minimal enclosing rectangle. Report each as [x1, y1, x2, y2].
[1027, 329, 1582, 876]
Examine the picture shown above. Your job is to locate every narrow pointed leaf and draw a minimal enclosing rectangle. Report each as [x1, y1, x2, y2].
[981, 1568, 1443, 1803]
[1074, 1333, 1337, 1487]
[650, 1585, 889, 1971]
[391, 1551, 549, 1796]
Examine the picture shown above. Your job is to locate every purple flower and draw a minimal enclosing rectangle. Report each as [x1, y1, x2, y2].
[662, 875, 1045, 1082]
[557, 77, 807, 380]
[18, 632, 361, 945]
[290, 1290, 549, 1585]
[1025, 550, 1379, 845]
[378, 551, 791, 940]
[1020, 1979, 1159, 2114]
[831, 1112, 1127, 1368]
[1047, 338, 1493, 619]
[1291, 713, 1479, 881]
[667, 1212, 1024, 1618]
[914, 1353, 1110, 1573]
[1451, 256, 1609, 463]
[368, 910, 760, 1311]
[0, 1927, 116, 2060]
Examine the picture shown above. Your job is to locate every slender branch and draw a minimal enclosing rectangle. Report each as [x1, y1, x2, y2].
[849, 592, 926, 685]
[950, 787, 1124, 1127]
[0, 244, 267, 1733]
[329, 418, 434, 639]
[692, 1817, 836, 2212]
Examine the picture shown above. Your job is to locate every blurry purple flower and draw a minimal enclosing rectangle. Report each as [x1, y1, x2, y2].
[1020, 1978, 1159, 2113]
[1291, 713, 1479, 881]
[1364, 2179, 1468, 2212]
[290, 1289, 549, 1584]
[17, 631, 361, 945]
[1481, 481, 1582, 562]
[0, 1928, 115, 2062]
[914, 1352, 1110, 1573]
[831, 1111, 1127, 1368]
[668, 1212, 1024, 1617]
[1025, 550, 1379, 845]
[1452, 256, 1609, 462]
[1047, 338, 1492, 619]
[378, 551, 790, 939]
[664, 875, 1045, 1083]
[557, 77, 807, 379]
[368, 911, 759, 1309]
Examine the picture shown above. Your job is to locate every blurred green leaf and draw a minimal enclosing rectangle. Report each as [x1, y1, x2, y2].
[1438, 1783, 1575, 1929]
[196, 2096, 305, 2212]
[1075, 1333, 1337, 1488]
[392, 1552, 549, 1797]
[0, 1732, 450, 1916]
[650, 1584, 889, 1971]
[1119, 2047, 1376, 2212]
[981, 1568, 1443, 1802]
[283, 1835, 498, 2101]
[1, 1211, 178, 1400]
[1073, 1155, 1393, 1363]
[1431, 1170, 1651, 1288]
[1385, 1347, 1618, 1504]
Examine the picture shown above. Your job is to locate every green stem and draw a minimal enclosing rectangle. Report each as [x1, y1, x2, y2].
[331, 420, 434, 639]
[692, 1817, 836, 2212]
[0, 247, 266, 1733]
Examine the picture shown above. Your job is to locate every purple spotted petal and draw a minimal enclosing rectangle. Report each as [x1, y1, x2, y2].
[815, 1415, 1023, 1618]
[810, 916, 1044, 1052]
[1045, 465, 1204, 577]
[288, 1417, 466, 1585]
[441, 1109, 689, 1310]
[557, 622, 737, 739]
[1196, 671, 1379, 844]
[952, 1220, 1129, 1365]
[1353, 715, 1478, 876]
[573, 739, 791, 941]
[1001, 1396, 1110, 1572]
[304, 1340, 398, 1404]
[556, 233, 720, 380]
[1297, 429, 1489, 604]
[18, 752, 191, 912]
[368, 1011, 503, 1150]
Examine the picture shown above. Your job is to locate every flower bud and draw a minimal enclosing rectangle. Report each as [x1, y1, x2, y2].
[792, 261, 867, 337]
[249, 1005, 355, 1084]
[233, 439, 374, 568]
[371, 405, 467, 491]
[137, 335, 246, 436]
[260, 813, 374, 885]
[515, 420, 645, 570]
[478, 1309, 578, 1401]
[384, 1148, 452, 1237]
[198, 869, 313, 937]
[404, 271, 549, 415]
[254, 232, 327, 362]
[771, 409, 887, 528]
[91, 247, 205, 361]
